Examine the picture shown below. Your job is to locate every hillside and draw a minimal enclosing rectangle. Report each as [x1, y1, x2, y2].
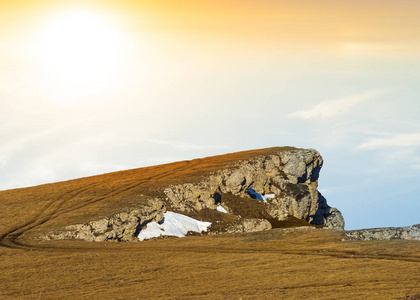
[0, 147, 419, 299]
[1, 228, 419, 299]
[0, 147, 343, 246]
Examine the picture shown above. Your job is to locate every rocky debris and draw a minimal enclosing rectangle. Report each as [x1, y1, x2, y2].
[43, 199, 165, 242]
[324, 208, 345, 231]
[163, 149, 344, 230]
[232, 218, 272, 233]
[345, 224, 420, 241]
[207, 217, 272, 234]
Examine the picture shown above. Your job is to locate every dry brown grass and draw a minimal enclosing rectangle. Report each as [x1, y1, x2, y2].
[1, 229, 419, 299]
[0, 147, 295, 244]
[1, 147, 419, 299]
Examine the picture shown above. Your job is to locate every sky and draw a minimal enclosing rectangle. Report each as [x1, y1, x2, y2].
[1, 0, 419, 230]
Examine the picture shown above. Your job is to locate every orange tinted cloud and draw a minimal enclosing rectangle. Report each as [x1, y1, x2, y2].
[2, 0, 420, 53]
[112, 0, 420, 48]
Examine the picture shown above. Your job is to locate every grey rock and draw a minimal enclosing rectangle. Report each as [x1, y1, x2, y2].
[164, 148, 343, 230]
[345, 224, 420, 241]
[241, 218, 272, 233]
[43, 198, 166, 242]
[225, 171, 246, 194]
[225, 218, 272, 234]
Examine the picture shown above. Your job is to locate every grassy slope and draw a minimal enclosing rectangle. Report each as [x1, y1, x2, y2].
[0, 147, 295, 244]
[1, 147, 419, 299]
[1, 229, 419, 299]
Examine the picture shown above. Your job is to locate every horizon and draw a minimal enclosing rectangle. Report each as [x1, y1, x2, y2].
[1, 0, 419, 230]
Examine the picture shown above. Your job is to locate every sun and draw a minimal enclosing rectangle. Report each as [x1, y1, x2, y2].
[34, 9, 124, 104]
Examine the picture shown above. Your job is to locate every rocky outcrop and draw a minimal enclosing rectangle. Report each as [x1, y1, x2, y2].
[163, 149, 344, 230]
[310, 193, 345, 230]
[42, 147, 344, 242]
[345, 224, 420, 241]
[44, 199, 165, 242]
[223, 218, 272, 234]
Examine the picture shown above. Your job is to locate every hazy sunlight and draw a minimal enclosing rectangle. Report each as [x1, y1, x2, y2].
[34, 9, 124, 104]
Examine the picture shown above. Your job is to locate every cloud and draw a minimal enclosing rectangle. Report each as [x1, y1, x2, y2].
[0, 117, 92, 165]
[356, 133, 420, 172]
[288, 89, 389, 120]
[145, 138, 227, 151]
[357, 133, 420, 150]
[341, 42, 420, 57]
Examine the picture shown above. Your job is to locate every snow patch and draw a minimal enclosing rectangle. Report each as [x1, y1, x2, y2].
[247, 189, 274, 203]
[216, 205, 227, 213]
[138, 211, 211, 241]
[263, 194, 275, 201]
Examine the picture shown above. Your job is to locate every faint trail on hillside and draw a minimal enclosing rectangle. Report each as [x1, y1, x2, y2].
[0, 180, 105, 249]
[135, 245, 420, 263]
[0, 160, 199, 250]
[45, 160, 200, 222]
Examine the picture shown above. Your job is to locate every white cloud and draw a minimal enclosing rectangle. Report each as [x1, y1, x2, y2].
[0, 117, 92, 165]
[355, 133, 420, 173]
[144, 138, 227, 151]
[341, 42, 420, 57]
[288, 89, 389, 120]
[357, 133, 420, 150]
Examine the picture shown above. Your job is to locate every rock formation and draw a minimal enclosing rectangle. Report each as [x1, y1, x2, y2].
[345, 224, 420, 241]
[163, 148, 344, 230]
[42, 147, 345, 242]
[44, 199, 165, 242]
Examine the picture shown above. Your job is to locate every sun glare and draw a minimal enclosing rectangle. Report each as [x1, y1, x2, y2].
[34, 9, 124, 104]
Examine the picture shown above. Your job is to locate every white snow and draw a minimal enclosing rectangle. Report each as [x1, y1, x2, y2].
[216, 205, 227, 213]
[247, 189, 275, 203]
[137, 211, 212, 241]
[262, 194, 275, 201]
